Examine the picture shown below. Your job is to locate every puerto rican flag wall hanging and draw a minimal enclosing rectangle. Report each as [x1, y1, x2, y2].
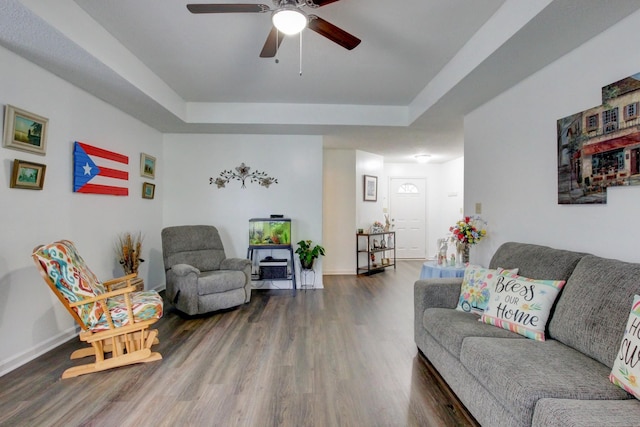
[73, 141, 129, 195]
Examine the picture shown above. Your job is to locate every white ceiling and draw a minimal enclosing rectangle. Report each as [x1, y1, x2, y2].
[2, 0, 640, 162]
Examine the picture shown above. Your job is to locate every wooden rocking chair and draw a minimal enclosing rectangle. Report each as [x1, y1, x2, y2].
[32, 240, 163, 379]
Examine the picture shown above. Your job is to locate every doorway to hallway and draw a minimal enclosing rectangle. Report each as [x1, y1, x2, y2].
[389, 177, 426, 259]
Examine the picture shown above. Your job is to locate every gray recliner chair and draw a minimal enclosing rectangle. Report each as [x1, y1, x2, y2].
[161, 225, 251, 315]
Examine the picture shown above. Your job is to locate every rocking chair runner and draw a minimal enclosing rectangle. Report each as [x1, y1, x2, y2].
[32, 240, 163, 379]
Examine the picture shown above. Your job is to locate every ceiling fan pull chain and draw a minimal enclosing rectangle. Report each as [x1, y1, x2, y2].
[299, 31, 303, 76]
[275, 30, 280, 64]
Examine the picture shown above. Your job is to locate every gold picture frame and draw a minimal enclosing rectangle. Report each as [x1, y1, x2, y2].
[10, 159, 46, 190]
[140, 153, 156, 179]
[142, 182, 155, 199]
[3, 105, 48, 155]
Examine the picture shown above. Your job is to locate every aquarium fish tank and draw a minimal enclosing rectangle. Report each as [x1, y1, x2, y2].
[249, 218, 291, 247]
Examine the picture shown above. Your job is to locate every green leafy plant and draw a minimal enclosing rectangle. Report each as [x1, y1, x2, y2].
[295, 240, 325, 269]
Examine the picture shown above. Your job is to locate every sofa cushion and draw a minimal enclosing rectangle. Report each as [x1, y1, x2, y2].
[548, 255, 640, 368]
[198, 270, 246, 294]
[532, 398, 640, 427]
[610, 294, 640, 399]
[460, 337, 630, 426]
[456, 265, 516, 314]
[480, 272, 565, 341]
[162, 225, 227, 271]
[423, 308, 523, 358]
[488, 242, 586, 281]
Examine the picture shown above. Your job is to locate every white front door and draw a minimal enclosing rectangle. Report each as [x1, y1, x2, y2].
[390, 178, 426, 259]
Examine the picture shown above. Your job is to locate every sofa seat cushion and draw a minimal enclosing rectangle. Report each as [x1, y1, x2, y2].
[460, 337, 630, 426]
[423, 308, 523, 358]
[532, 398, 640, 427]
[198, 270, 246, 295]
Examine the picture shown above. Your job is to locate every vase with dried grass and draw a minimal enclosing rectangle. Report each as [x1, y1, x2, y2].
[116, 232, 145, 291]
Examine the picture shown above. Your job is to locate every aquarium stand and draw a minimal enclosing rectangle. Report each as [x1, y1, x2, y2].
[247, 217, 296, 294]
[247, 244, 296, 295]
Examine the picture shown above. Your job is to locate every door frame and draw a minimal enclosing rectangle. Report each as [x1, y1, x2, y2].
[388, 176, 428, 259]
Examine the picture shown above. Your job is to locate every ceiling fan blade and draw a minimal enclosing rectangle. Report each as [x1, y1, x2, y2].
[260, 27, 285, 58]
[307, 15, 361, 50]
[186, 4, 270, 14]
[306, 0, 341, 7]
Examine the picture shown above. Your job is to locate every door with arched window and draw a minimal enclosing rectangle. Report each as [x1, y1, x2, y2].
[390, 177, 426, 258]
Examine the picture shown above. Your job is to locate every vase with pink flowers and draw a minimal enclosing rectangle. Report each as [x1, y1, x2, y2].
[449, 216, 487, 265]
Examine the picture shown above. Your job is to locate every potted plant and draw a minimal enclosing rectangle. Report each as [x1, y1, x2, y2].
[295, 239, 325, 270]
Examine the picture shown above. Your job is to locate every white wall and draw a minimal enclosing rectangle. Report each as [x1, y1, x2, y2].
[385, 158, 464, 258]
[162, 133, 324, 288]
[0, 46, 163, 376]
[323, 149, 356, 275]
[356, 150, 385, 229]
[465, 9, 640, 267]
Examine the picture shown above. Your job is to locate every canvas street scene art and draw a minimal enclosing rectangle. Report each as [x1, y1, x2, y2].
[557, 72, 640, 204]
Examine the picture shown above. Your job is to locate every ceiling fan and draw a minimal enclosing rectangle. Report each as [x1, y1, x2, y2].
[186, 0, 361, 58]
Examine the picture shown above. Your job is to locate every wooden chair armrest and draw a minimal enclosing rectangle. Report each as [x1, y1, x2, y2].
[68, 285, 137, 308]
[103, 273, 138, 291]
[70, 285, 137, 330]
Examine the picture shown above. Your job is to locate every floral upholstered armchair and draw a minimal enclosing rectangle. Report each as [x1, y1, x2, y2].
[32, 240, 163, 379]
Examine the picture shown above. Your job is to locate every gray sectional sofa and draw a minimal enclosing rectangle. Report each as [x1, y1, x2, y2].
[414, 242, 640, 426]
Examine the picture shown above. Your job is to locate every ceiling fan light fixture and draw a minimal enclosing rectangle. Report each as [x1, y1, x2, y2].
[272, 6, 307, 35]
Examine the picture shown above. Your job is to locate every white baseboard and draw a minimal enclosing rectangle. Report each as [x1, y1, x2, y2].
[323, 269, 356, 275]
[0, 326, 79, 378]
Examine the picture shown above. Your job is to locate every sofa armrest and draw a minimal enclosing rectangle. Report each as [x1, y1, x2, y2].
[414, 278, 462, 341]
[220, 258, 252, 271]
[170, 263, 200, 276]
[414, 278, 462, 309]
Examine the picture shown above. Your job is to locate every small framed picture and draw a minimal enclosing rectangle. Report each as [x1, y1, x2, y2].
[142, 182, 155, 199]
[10, 159, 46, 190]
[140, 153, 156, 179]
[363, 175, 377, 202]
[3, 105, 49, 155]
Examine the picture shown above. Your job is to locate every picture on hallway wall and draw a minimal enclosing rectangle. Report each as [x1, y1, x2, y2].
[363, 175, 377, 201]
[557, 72, 640, 204]
[2, 105, 48, 155]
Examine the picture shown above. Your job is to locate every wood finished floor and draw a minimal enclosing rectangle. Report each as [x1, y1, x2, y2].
[0, 260, 476, 427]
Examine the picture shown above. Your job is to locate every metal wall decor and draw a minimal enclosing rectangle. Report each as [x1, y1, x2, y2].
[210, 163, 278, 189]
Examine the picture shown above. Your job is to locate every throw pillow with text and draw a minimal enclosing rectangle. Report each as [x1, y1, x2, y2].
[610, 294, 640, 400]
[480, 271, 565, 341]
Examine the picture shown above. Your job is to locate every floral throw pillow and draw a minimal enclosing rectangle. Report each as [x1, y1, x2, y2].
[610, 295, 640, 399]
[480, 271, 565, 341]
[456, 265, 517, 315]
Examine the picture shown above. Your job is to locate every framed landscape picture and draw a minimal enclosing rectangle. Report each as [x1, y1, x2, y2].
[140, 153, 156, 179]
[10, 159, 46, 190]
[142, 182, 155, 199]
[363, 175, 377, 201]
[3, 105, 48, 155]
